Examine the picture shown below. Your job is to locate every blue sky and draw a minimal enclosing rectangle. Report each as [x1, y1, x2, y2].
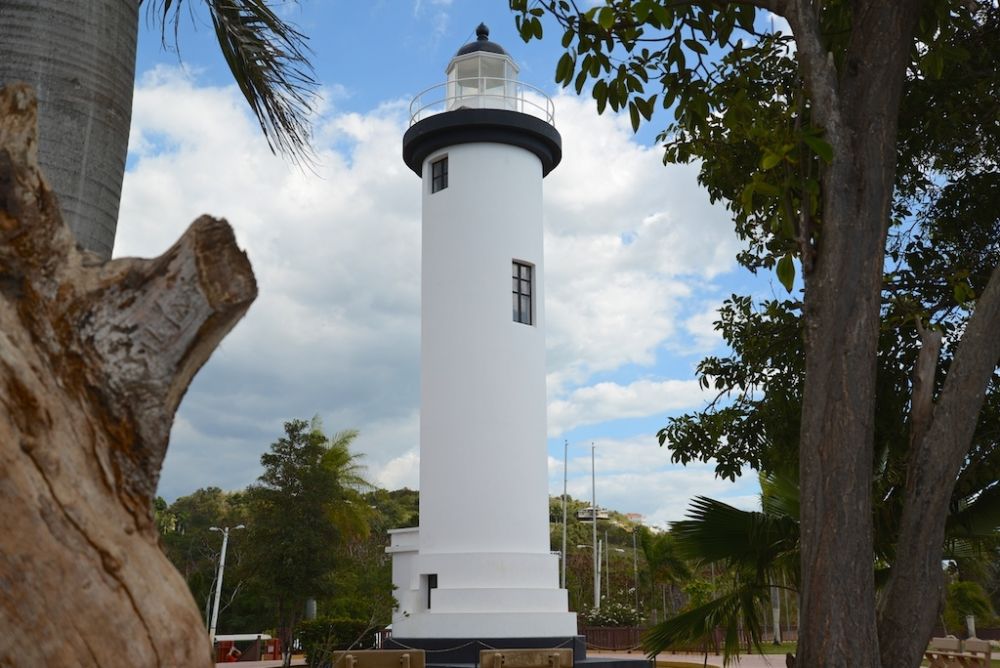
[122, 0, 781, 527]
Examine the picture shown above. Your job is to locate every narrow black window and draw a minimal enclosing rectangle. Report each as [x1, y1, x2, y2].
[427, 573, 438, 609]
[512, 261, 533, 325]
[431, 156, 448, 193]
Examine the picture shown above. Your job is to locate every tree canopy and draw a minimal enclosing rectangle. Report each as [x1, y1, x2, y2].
[510, 1, 1000, 665]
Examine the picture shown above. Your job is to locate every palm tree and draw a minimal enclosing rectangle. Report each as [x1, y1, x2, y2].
[0, 0, 315, 259]
[643, 471, 799, 666]
[639, 526, 691, 618]
[248, 418, 371, 668]
[643, 466, 1000, 666]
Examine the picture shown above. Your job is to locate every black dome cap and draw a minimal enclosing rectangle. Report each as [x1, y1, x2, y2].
[455, 23, 508, 56]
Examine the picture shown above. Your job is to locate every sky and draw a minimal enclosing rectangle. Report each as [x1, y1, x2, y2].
[120, 0, 782, 528]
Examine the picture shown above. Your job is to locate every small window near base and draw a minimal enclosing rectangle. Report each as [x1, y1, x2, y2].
[513, 261, 533, 325]
[427, 573, 438, 609]
[431, 156, 448, 193]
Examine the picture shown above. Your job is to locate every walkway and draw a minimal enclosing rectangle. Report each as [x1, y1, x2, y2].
[591, 650, 786, 667]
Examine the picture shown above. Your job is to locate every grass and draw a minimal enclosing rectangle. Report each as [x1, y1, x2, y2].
[656, 662, 721, 668]
[750, 641, 798, 655]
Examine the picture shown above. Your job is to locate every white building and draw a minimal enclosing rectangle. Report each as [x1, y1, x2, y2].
[388, 24, 576, 641]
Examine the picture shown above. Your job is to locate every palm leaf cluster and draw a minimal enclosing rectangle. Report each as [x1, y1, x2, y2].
[144, 0, 317, 164]
[642, 472, 799, 665]
[644, 464, 1000, 665]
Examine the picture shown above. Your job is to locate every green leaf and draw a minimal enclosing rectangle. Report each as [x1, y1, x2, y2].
[629, 100, 641, 132]
[802, 135, 834, 163]
[593, 79, 608, 114]
[650, 3, 672, 28]
[555, 52, 574, 85]
[776, 254, 795, 292]
[598, 6, 615, 29]
[761, 151, 783, 170]
[684, 38, 709, 55]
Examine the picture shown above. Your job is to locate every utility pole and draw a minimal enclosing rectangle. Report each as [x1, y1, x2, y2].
[632, 528, 639, 610]
[208, 524, 245, 644]
[562, 439, 568, 589]
[591, 443, 598, 609]
[605, 530, 610, 599]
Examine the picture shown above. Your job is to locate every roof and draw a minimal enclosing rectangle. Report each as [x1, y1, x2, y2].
[455, 23, 508, 57]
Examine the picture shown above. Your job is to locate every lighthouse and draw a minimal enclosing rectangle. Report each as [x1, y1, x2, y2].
[388, 24, 577, 645]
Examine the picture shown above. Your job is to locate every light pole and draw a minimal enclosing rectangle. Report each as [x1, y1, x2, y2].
[577, 542, 602, 609]
[610, 545, 626, 600]
[632, 529, 639, 611]
[591, 443, 598, 609]
[562, 439, 568, 589]
[208, 524, 245, 644]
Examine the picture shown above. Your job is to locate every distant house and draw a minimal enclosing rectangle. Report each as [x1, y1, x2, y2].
[576, 506, 610, 521]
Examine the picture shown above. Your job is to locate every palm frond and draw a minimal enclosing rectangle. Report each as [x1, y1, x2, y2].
[145, 0, 317, 164]
[642, 583, 769, 666]
[671, 496, 799, 582]
[640, 529, 692, 583]
[759, 469, 799, 520]
[948, 482, 1000, 539]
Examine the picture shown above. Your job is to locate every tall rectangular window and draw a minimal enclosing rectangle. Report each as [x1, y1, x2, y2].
[512, 261, 533, 325]
[431, 156, 448, 193]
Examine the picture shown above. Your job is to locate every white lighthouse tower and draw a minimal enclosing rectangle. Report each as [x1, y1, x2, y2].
[388, 24, 577, 645]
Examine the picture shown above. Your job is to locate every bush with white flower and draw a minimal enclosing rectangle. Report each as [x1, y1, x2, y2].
[581, 600, 643, 627]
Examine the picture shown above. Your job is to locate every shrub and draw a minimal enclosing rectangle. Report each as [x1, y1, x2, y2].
[943, 581, 995, 635]
[297, 617, 376, 667]
[581, 600, 643, 627]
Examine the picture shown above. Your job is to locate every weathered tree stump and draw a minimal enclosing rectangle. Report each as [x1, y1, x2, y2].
[0, 83, 257, 666]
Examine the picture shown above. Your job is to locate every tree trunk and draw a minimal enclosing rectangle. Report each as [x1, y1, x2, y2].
[788, 2, 920, 666]
[0, 0, 138, 259]
[877, 263, 1000, 668]
[0, 84, 257, 667]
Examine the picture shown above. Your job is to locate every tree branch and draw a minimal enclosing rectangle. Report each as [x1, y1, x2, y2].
[781, 1, 843, 143]
[909, 319, 943, 450]
[0, 82, 256, 667]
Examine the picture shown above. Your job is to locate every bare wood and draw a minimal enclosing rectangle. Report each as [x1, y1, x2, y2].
[0, 83, 257, 667]
[909, 320, 943, 450]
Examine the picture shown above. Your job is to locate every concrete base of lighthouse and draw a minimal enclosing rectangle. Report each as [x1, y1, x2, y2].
[388, 528, 578, 639]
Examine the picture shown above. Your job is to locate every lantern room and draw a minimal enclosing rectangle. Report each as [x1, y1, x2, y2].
[445, 23, 519, 111]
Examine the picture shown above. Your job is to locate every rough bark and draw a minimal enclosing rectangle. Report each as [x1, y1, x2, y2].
[878, 263, 1000, 668]
[0, 0, 138, 259]
[787, 2, 922, 666]
[0, 83, 257, 667]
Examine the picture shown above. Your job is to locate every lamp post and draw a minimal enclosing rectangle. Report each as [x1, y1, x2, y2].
[577, 542, 602, 609]
[591, 443, 598, 609]
[610, 545, 626, 600]
[632, 529, 639, 611]
[562, 439, 568, 589]
[208, 524, 245, 644]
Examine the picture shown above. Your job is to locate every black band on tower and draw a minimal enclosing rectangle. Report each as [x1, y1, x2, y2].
[403, 108, 563, 177]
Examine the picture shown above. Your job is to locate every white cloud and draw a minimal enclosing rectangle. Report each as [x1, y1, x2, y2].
[548, 434, 761, 527]
[376, 448, 421, 490]
[120, 68, 421, 499]
[548, 378, 707, 436]
[123, 69, 741, 506]
[677, 301, 724, 355]
[542, 93, 737, 393]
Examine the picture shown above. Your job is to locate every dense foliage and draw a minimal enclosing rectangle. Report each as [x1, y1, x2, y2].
[155, 419, 418, 644]
[297, 617, 379, 668]
[511, 1, 1000, 664]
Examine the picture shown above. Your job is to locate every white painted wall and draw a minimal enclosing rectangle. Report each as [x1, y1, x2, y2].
[420, 142, 549, 554]
[389, 139, 576, 638]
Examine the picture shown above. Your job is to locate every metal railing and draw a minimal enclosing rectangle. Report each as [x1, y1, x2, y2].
[409, 78, 556, 126]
